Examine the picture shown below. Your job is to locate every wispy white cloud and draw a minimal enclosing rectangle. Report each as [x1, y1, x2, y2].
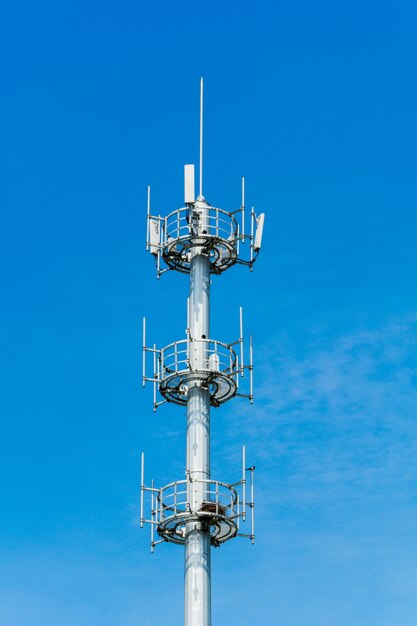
[221, 314, 417, 510]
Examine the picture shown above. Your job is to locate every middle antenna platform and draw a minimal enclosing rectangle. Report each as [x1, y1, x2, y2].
[142, 308, 253, 411]
[159, 337, 238, 407]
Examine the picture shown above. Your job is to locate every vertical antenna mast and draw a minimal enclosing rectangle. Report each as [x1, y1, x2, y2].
[199, 77, 204, 198]
[140, 79, 265, 626]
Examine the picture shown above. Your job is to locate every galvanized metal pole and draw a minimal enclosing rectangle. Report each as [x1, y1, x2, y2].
[184, 198, 211, 626]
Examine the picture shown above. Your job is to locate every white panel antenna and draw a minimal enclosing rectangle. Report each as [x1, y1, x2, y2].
[254, 213, 265, 252]
[184, 164, 195, 204]
[149, 219, 160, 256]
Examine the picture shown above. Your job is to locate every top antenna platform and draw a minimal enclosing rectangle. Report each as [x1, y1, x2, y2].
[158, 198, 238, 275]
[146, 180, 264, 277]
[144, 79, 265, 277]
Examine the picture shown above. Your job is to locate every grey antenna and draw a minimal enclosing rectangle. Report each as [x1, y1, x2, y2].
[146, 186, 151, 252]
[240, 306, 244, 377]
[241, 177, 245, 244]
[142, 317, 146, 387]
[140, 78, 266, 626]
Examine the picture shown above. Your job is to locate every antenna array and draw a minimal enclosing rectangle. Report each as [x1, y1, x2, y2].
[140, 79, 265, 626]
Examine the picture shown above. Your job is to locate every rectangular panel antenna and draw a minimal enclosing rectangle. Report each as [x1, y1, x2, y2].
[184, 164, 195, 204]
[254, 213, 265, 251]
[149, 219, 160, 256]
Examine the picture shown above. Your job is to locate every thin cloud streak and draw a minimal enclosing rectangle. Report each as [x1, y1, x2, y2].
[223, 314, 417, 510]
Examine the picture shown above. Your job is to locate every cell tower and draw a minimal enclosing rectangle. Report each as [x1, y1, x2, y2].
[140, 78, 265, 626]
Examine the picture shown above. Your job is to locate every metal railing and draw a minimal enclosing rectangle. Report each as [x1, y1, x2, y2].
[145, 182, 264, 277]
[142, 310, 254, 410]
[140, 447, 255, 550]
[158, 338, 239, 406]
[160, 206, 240, 274]
[161, 338, 236, 377]
[159, 478, 238, 520]
[165, 206, 238, 242]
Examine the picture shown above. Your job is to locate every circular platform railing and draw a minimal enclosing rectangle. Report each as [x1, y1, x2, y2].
[158, 338, 238, 407]
[162, 206, 239, 274]
[156, 478, 239, 546]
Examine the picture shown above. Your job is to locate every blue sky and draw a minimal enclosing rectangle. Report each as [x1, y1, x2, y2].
[1, 1, 417, 624]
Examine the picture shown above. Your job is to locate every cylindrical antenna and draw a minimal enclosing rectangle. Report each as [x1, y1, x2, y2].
[241, 177, 245, 244]
[239, 307, 244, 377]
[140, 452, 145, 528]
[250, 468, 255, 544]
[186, 298, 190, 371]
[153, 344, 157, 412]
[142, 317, 146, 387]
[250, 207, 254, 266]
[242, 445, 246, 521]
[156, 227, 161, 279]
[158, 487, 163, 534]
[150, 478, 155, 553]
[146, 186, 151, 251]
[249, 334, 253, 403]
[199, 77, 204, 198]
